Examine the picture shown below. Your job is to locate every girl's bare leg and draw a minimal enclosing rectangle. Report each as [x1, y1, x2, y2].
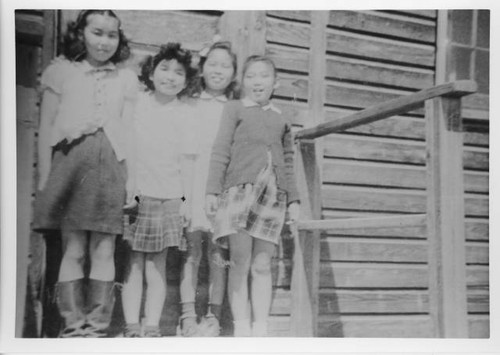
[250, 238, 275, 336]
[144, 249, 168, 329]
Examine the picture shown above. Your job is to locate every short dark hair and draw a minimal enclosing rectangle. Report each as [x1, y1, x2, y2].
[138, 42, 198, 97]
[62, 10, 130, 64]
[198, 41, 239, 99]
[241, 55, 277, 79]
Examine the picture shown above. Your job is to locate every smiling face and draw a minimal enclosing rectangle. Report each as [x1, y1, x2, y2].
[151, 59, 187, 101]
[83, 13, 120, 66]
[242, 60, 276, 105]
[202, 48, 235, 96]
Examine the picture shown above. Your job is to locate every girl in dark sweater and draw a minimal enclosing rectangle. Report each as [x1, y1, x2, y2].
[205, 55, 300, 336]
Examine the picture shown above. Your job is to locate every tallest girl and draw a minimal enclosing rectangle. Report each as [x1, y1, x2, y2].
[33, 10, 138, 337]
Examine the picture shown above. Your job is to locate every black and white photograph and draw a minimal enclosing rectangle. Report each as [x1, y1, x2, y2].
[1, 0, 499, 354]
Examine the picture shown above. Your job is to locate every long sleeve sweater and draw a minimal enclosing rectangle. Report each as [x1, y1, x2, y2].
[206, 99, 300, 204]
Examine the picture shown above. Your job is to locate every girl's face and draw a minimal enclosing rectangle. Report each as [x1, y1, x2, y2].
[83, 13, 120, 66]
[151, 59, 187, 99]
[203, 48, 235, 96]
[242, 61, 276, 105]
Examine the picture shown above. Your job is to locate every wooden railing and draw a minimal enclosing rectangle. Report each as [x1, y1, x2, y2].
[289, 80, 478, 337]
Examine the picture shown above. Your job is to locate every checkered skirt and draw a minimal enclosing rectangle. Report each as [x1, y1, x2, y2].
[213, 152, 287, 247]
[123, 196, 186, 252]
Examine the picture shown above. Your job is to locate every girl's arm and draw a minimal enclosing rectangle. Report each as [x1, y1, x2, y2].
[282, 123, 300, 205]
[123, 98, 138, 207]
[122, 73, 140, 207]
[180, 154, 196, 224]
[206, 102, 239, 196]
[37, 89, 60, 191]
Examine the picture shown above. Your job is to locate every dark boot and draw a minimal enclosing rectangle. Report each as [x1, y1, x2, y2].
[84, 279, 115, 337]
[56, 279, 86, 338]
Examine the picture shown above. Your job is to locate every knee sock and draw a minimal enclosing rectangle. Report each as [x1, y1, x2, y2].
[181, 302, 196, 319]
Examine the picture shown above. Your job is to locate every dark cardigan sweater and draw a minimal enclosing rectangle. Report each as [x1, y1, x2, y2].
[206, 99, 300, 204]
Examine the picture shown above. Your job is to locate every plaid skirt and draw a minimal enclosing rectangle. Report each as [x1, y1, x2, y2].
[213, 152, 287, 247]
[123, 196, 186, 252]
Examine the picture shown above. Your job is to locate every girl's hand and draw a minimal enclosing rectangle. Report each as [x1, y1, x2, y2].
[205, 194, 218, 218]
[123, 187, 139, 211]
[286, 202, 300, 224]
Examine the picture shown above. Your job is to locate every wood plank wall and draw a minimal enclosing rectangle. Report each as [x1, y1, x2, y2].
[264, 10, 489, 338]
[20, 9, 489, 338]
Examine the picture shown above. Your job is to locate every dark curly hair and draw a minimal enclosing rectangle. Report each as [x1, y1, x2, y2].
[62, 10, 130, 64]
[138, 42, 198, 98]
[197, 41, 239, 99]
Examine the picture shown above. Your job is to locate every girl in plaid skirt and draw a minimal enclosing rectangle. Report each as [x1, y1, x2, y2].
[120, 43, 198, 337]
[205, 55, 300, 336]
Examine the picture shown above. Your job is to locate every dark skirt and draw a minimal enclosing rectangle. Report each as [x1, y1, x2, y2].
[32, 130, 126, 235]
[123, 196, 185, 253]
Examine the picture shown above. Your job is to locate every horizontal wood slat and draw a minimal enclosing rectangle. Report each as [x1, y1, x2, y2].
[298, 214, 426, 231]
[274, 261, 429, 288]
[271, 287, 488, 315]
[267, 10, 311, 23]
[323, 159, 488, 193]
[266, 17, 310, 48]
[321, 185, 488, 216]
[318, 315, 433, 337]
[324, 108, 488, 146]
[266, 43, 434, 90]
[328, 10, 436, 43]
[323, 134, 489, 171]
[326, 29, 435, 67]
[318, 237, 488, 265]
[321, 211, 488, 242]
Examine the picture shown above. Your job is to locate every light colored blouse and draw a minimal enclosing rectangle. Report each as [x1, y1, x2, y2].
[40, 57, 138, 161]
[134, 92, 197, 200]
[188, 91, 228, 232]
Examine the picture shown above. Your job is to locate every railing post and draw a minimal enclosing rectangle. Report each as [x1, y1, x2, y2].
[426, 96, 468, 337]
[290, 141, 321, 336]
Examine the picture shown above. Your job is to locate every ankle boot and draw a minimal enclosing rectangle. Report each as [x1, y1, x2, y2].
[84, 279, 116, 337]
[56, 279, 86, 338]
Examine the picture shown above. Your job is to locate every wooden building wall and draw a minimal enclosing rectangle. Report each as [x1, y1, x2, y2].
[16, 9, 489, 338]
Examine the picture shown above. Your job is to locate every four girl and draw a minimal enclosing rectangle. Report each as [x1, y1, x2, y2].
[34, 9, 299, 338]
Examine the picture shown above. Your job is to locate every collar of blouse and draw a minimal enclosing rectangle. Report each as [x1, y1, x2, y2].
[241, 97, 282, 114]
